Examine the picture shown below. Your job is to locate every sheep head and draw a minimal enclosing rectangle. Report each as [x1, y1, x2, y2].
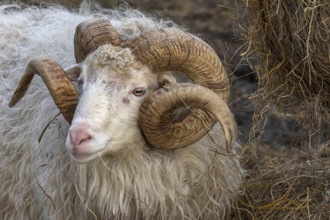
[9, 18, 236, 161]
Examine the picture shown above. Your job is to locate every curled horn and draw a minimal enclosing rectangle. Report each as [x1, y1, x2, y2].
[140, 83, 236, 151]
[9, 56, 79, 123]
[124, 28, 234, 149]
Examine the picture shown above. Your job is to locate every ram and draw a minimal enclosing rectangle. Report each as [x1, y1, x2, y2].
[0, 3, 242, 219]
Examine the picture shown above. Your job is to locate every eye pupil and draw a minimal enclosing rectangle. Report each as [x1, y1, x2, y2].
[133, 88, 146, 96]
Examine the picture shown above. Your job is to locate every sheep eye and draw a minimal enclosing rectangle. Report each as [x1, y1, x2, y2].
[132, 88, 146, 96]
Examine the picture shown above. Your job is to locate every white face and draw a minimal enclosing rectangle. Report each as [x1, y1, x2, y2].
[65, 63, 161, 163]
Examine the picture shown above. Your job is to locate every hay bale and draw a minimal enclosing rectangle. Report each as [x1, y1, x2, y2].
[244, 0, 329, 125]
[232, 3, 330, 218]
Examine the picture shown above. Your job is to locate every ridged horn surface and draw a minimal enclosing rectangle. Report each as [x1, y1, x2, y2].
[124, 28, 229, 101]
[9, 56, 79, 123]
[74, 18, 121, 63]
[139, 83, 236, 150]
[125, 28, 230, 149]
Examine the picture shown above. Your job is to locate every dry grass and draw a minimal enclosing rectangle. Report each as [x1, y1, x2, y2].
[232, 1, 330, 218]
[241, 0, 329, 130]
[230, 142, 330, 219]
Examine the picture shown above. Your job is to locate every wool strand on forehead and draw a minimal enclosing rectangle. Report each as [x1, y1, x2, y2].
[86, 44, 139, 71]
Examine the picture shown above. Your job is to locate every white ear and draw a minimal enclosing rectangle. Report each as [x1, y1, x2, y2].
[158, 71, 177, 86]
[65, 64, 81, 81]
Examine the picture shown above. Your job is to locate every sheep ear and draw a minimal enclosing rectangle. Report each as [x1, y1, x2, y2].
[158, 72, 177, 86]
[65, 64, 81, 81]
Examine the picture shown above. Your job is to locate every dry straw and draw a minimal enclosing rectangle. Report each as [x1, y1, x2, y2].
[231, 143, 330, 219]
[242, 0, 329, 131]
[230, 1, 330, 219]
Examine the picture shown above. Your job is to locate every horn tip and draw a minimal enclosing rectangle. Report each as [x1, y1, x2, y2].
[8, 98, 17, 107]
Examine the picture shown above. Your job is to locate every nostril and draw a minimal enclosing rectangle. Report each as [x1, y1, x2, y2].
[69, 129, 92, 146]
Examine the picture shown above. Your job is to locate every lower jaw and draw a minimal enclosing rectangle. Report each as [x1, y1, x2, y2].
[70, 152, 100, 163]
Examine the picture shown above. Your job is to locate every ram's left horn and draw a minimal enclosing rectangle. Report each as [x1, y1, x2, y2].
[139, 83, 236, 151]
[9, 56, 79, 123]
